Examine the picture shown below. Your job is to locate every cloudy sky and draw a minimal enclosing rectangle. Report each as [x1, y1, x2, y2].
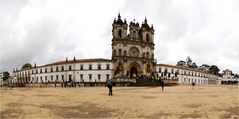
[1, 0, 239, 74]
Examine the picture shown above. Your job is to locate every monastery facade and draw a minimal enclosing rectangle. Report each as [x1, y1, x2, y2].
[12, 14, 221, 86]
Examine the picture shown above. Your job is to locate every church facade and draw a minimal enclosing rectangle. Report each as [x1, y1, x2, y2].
[12, 14, 221, 86]
[111, 14, 156, 83]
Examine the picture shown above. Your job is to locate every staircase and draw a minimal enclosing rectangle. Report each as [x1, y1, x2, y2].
[112, 76, 178, 86]
[133, 77, 161, 86]
[133, 76, 178, 86]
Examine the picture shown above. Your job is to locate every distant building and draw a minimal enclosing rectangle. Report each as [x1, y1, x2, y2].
[221, 69, 239, 84]
[156, 64, 220, 85]
[198, 65, 210, 72]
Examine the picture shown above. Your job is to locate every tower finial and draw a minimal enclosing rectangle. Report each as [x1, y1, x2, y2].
[118, 12, 121, 19]
[144, 17, 147, 23]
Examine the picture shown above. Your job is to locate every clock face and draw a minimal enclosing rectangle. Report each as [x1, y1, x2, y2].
[130, 47, 139, 57]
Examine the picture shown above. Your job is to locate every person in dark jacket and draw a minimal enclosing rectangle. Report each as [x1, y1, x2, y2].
[107, 82, 113, 96]
[192, 82, 195, 89]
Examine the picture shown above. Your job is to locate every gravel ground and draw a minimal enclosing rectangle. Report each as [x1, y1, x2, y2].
[0, 85, 238, 118]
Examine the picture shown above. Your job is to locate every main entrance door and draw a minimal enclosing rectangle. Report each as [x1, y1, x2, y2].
[129, 62, 142, 78]
[130, 67, 137, 77]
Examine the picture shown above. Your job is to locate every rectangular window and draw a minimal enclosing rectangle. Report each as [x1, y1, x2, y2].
[80, 74, 83, 80]
[98, 74, 101, 82]
[98, 64, 101, 70]
[51, 76, 53, 82]
[45, 76, 47, 82]
[159, 68, 161, 73]
[45, 68, 47, 73]
[36, 69, 38, 74]
[69, 75, 72, 81]
[106, 74, 110, 80]
[89, 64, 92, 70]
[56, 75, 58, 80]
[62, 75, 64, 81]
[32, 70, 34, 74]
[106, 64, 110, 70]
[80, 65, 84, 70]
[89, 74, 92, 82]
[171, 69, 174, 74]
[98, 74, 101, 80]
[40, 69, 42, 73]
[56, 67, 58, 72]
[51, 67, 53, 72]
[69, 66, 72, 71]
[61, 66, 64, 71]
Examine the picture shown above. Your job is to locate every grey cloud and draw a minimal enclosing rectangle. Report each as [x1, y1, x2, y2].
[1, 0, 239, 73]
[1, 17, 60, 71]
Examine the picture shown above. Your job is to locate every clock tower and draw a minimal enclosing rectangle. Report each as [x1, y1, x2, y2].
[111, 13, 156, 84]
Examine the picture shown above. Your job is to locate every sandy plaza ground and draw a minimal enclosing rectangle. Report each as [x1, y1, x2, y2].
[0, 85, 238, 118]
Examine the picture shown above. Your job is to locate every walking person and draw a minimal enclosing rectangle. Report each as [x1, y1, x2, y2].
[107, 81, 113, 96]
[54, 80, 57, 88]
[192, 82, 195, 89]
[159, 80, 164, 91]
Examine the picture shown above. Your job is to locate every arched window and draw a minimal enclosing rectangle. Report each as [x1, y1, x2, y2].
[113, 50, 116, 56]
[151, 54, 154, 59]
[133, 31, 136, 38]
[118, 49, 122, 56]
[146, 64, 151, 73]
[146, 52, 149, 58]
[143, 53, 145, 58]
[118, 29, 122, 38]
[146, 33, 150, 42]
[124, 50, 127, 56]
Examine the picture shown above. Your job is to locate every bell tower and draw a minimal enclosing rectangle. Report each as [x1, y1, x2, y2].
[112, 13, 127, 39]
[111, 14, 156, 84]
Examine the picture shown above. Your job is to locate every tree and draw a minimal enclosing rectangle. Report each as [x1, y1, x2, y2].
[191, 62, 198, 68]
[2, 71, 10, 81]
[198, 64, 210, 71]
[202, 64, 210, 68]
[209, 65, 220, 75]
[234, 74, 239, 78]
[186, 57, 192, 67]
[177, 57, 197, 68]
[177, 60, 186, 66]
[22, 63, 32, 69]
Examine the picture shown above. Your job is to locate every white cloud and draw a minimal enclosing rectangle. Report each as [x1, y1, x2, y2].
[0, 0, 239, 73]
